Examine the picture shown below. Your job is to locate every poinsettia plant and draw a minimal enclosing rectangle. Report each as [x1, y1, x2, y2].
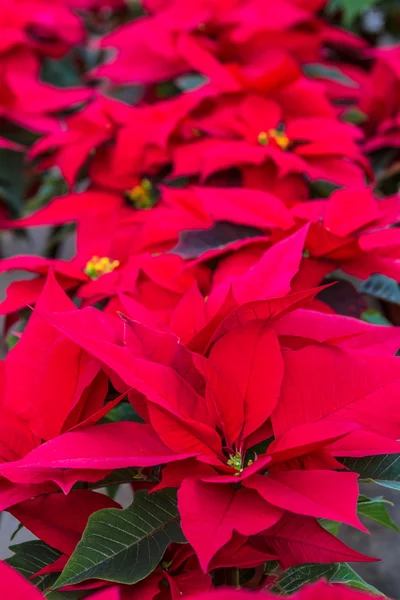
[0, 0, 400, 598]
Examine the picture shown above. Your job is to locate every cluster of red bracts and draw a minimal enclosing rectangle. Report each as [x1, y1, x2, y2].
[0, 0, 400, 598]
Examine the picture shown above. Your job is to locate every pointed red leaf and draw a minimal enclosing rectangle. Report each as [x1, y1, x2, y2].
[178, 478, 283, 572]
[209, 321, 283, 441]
[256, 513, 376, 568]
[244, 470, 366, 531]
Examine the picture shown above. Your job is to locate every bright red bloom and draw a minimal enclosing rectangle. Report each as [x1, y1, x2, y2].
[26, 269, 400, 570]
[172, 92, 368, 186]
[0, 0, 84, 58]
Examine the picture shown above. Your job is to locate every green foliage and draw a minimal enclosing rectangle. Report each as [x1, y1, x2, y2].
[6, 540, 61, 591]
[54, 491, 186, 588]
[358, 495, 400, 532]
[361, 309, 392, 326]
[319, 519, 341, 536]
[360, 274, 400, 305]
[340, 454, 400, 490]
[171, 222, 263, 259]
[303, 64, 359, 87]
[327, 0, 381, 26]
[272, 563, 382, 595]
[0, 148, 26, 217]
[41, 54, 81, 88]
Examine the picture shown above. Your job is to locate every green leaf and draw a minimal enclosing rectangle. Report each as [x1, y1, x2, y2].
[53, 491, 186, 588]
[332, 564, 383, 595]
[170, 222, 263, 259]
[358, 495, 400, 532]
[41, 54, 81, 88]
[303, 64, 359, 88]
[340, 454, 400, 486]
[374, 480, 400, 492]
[308, 179, 341, 198]
[361, 309, 392, 326]
[6, 540, 62, 591]
[0, 148, 26, 217]
[360, 274, 400, 306]
[319, 519, 341, 536]
[101, 401, 144, 424]
[327, 0, 381, 26]
[272, 563, 383, 595]
[87, 467, 145, 490]
[341, 107, 368, 125]
[176, 74, 209, 91]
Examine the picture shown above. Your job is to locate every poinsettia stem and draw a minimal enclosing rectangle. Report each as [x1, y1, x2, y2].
[233, 567, 241, 589]
[212, 567, 241, 588]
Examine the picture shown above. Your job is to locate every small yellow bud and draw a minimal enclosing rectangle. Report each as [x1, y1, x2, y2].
[257, 131, 268, 146]
[84, 256, 120, 280]
[268, 128, 290, 150]
[125, 178, 154, 210]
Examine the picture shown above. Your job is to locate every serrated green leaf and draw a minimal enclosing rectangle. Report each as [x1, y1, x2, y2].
[272, 562, 382, 595]
[6, 540, 62, 591]
[358, 495, 400, 532]
[54, 491, 186, 588]
[303, 64, 358, 87]
[360, 274, 400, 306]
[340, 454, 400, 483]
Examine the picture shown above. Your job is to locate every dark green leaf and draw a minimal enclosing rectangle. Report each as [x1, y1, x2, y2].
[360, 274, 400, 306]
[176, 74, 209, 91]
[327, 0, 381, 26]
[102, 402, 144, 424]
[272, 562, 382, 595]
[361, 309, 392, 326]
[9, 522, 24, 542]
[170, 222, 263, 260]
[41, 54, 81, 88]
[308, 179, 341, 198]
[0, 148, 26, 217]
[358, 495, 400, 532]
[6, 540, 61, 591]
[340, 454, 400, 488]
[331, 564, 383, 595]
[88, 467, 145, 489]
[341, 108, 368, 125]
[54, 491, 186, 588]
[303, 64, 359, 88]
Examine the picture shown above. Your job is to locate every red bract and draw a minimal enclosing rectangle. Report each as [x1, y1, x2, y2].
[25, 272, 400, 570]
[0, 0, 400, 597]
[172, 92, 367, 187]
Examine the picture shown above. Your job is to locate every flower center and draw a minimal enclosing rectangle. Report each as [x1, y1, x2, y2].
[84, 256, 120, 280]
[125, 178, 154, 210]
[227, 452, 255, 476]
[258, 128, 290, 150]
[227, 452, 243, 473]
